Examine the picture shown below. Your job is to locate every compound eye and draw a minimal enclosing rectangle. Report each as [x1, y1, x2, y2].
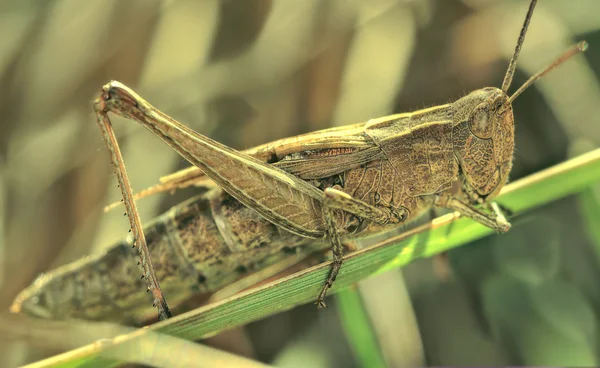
[493, 99, 504, 112]
[469, 103, 493, 139]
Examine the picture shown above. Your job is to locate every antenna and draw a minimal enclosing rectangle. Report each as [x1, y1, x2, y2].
[504, 41, 588, 107]
[501, 0, 538, 93]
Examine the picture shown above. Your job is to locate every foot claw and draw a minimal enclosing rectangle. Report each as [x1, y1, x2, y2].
[497, 220, 511, 233]
[315, 299, 327, 309]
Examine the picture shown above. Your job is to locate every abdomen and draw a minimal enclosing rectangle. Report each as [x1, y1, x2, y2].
[11, 188, 317, 323]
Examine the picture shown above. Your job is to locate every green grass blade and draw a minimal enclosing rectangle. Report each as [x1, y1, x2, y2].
[30, 148, 600, 367]
[336, 287, 387, 368]
[577, 186, 600, 263]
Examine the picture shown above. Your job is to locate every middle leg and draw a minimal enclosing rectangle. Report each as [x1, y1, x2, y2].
[315, 187, 408, 308]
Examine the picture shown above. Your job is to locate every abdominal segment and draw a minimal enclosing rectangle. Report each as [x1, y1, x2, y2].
[11, 188, 316, 323]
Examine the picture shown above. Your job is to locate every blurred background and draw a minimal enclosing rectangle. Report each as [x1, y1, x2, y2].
[1, 0, 600, 366]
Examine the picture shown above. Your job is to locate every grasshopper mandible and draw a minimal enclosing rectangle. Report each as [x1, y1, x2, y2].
[11, 0, 588, 323]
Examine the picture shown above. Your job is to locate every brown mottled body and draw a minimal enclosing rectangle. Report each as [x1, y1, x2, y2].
[10, 97, 494, 321]
[12, 188, 319, 322]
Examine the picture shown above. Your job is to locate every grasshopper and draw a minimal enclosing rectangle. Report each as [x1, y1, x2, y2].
[11, 0, 588, 323]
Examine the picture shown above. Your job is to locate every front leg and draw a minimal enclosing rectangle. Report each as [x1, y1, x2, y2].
[434, 193, 511, 233]
[460, 177, 514, 219]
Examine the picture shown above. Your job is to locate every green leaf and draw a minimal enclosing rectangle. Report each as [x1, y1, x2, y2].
[492, 216, 561, 285]
[481, 276, 597, 366]
[531, 281, 596, 345]
[30, 149, 600, 367]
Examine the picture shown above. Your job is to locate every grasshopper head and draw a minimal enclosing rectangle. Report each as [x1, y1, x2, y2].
[449, 0, 587, 203]
[452, 87, 514, 201]
[451, 37, 587, 203]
